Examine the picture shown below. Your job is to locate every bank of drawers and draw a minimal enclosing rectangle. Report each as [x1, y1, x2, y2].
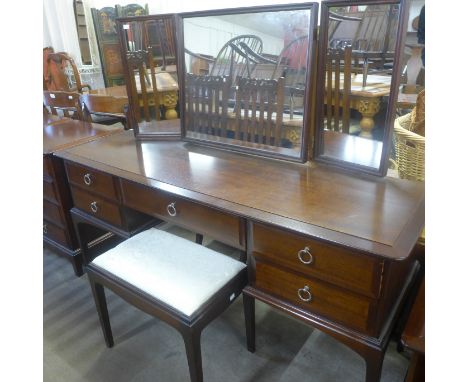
[252, 222, 384, 335]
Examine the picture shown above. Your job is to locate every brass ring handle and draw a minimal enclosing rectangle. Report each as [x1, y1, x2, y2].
[298, 247, 313, 265]
[298, 285, 312, 302]
[167, 202, 177, 217]
[90, 201, 98, 213]
[83, 173, 92, 186]
[43, 224, 48, 234]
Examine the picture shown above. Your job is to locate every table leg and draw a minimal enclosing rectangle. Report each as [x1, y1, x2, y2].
[357, 98, 380, 139]
[162, 92, 178, 120]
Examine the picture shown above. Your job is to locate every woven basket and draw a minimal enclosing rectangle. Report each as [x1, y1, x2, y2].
[393, 113, 425, 181]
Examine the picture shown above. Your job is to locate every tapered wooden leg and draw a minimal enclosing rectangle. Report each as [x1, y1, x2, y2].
[88, 277, 114, 348]
[182, 329, 203, 382]
[364, 349, 384, 382]
[195, 234, 203, 245]
[243, 293, 256, 353]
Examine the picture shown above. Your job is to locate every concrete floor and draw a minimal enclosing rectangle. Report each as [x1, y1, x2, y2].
[44, 225, 409, 382]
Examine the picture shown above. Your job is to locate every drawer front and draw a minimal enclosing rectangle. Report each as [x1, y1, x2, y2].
[252, 223, 382, 298]
[43, 156, 53, 179]
[43, 179, 58, 203]
[66, 162, 118, 201]
[71, 186, 123, 227]
[43, 220, 69, 248]
[121, 179, 244, 249]
[255, 261, 372, 333]
[43, 199, 64, 226]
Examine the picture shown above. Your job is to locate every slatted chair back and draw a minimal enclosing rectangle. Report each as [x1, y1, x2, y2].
[43, 90, 83, 120]
[325, 46, 352, 134]
[46, 52, 91, 93]
[80, 94, 130, 129]
[145, 18, 177, 69]
[234, 77, 285, 147]
[185, 74, 231, 137]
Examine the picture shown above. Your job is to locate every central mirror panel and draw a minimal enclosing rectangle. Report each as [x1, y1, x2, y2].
[179, 4, 318, 162]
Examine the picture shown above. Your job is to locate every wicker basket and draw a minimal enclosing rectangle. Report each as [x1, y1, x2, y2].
[393, 113, 425, 181]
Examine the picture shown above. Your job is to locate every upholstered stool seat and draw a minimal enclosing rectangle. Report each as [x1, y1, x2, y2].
[86, 227, 248, 382]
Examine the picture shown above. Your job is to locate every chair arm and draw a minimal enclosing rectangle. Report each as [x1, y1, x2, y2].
[184, 48, 215, 63]
[329, 11, 362, 22]
[79, 84, 92, 93]
[238, 42, 277, 64]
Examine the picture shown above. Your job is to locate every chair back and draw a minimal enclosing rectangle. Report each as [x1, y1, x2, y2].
[43, 90, 83, 120]
[80, 94, 129, 129]
[234, 77, 285, 147]
[325, 46, 352, 134]
[46, 52, 91, 93]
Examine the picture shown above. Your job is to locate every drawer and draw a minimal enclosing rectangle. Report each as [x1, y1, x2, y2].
[252, 223, 383, 298]
[43, 179, 57, 203]
[255, 261, 373, 333]
[71, 186, 123, 227]
[43, 199, 64, 226]
[121, 179, 244, 249]
[43, 220, 69, 248]
[43, 156, 53, 179]
[66, 162, 118, 201]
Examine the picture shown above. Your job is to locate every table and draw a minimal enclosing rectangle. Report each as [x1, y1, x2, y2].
[43, 118, 123, 275]
[55, 131, 424, 381]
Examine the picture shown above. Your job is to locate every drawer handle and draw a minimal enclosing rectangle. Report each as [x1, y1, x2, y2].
[43, 224, 48, 234]
[83, 173, 92, 186]
[167, 202, 177, 217]
[298, 285, 312, 302]
[90, 201, 99, 213]
[298, 247, 313, 265]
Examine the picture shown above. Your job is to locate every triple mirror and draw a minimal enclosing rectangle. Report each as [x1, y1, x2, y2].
[178, 3, 318, 162]
[314, 0, 409, 175]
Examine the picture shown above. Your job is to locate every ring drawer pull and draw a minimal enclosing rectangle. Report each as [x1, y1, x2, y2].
[43, 224, 48, 234]
[167, 202, 177, 217]
[298, 247, 313, 265]
[90, 201, 99, 213]
[298, 285, 312, 302]
[83, 173, 92, 186]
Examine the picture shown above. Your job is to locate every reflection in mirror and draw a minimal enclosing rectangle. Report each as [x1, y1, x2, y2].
[180, 5, 318, 161]
[117, 15, 180, 139]
[315, 1, 407, 175]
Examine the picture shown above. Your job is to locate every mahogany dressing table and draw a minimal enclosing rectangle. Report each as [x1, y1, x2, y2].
[54, 130, 424, 381]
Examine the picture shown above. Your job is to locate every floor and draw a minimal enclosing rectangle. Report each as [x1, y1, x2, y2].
[44, 225, 410, 382]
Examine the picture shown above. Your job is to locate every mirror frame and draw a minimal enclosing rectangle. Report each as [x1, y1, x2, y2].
[116, 13, 182, 140]
[177, 3, 319, 163]
[313, 0, 409, 176]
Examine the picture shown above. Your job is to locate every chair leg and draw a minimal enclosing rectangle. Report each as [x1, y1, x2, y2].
[182, 329, 203, 382]
[88, 277, 114, 348]
[195, 234, 203, 245]
[243, 293, 256, 353]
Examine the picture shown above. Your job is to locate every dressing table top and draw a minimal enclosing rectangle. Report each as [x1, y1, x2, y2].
[54, 130, 424, 260]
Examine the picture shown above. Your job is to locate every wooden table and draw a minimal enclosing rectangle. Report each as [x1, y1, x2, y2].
[55, 131, 424, 381]
[43, 118, 123, 275]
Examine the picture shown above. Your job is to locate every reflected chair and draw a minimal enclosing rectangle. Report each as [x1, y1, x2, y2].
[46, 52, 91, 93]
[324, 46, 352, 134]
[80, 94, 130, 130]
[43, 90, 83, 120]
[86, 227, 249, 382]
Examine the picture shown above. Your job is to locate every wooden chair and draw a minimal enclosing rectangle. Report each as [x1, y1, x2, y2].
[144, 18, 177, 69]
[46, 52, 91, 93]
[86, 227, 249, 382]
[43, 90, 83, 120]
[234, 77, 286, 147]
[80, 94, 130, 129]
[324, 46, 352, 134]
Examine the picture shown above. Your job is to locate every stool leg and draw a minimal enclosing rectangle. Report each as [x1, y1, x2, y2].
[182, 329, 203, 382]
[243, 293, 256, 352]
[88, 277, 114, 348]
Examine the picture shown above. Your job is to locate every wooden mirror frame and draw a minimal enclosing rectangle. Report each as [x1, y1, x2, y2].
[116, 13, 181, 140]
[177, 3, 319, 163]
[313, 0, 409, 176]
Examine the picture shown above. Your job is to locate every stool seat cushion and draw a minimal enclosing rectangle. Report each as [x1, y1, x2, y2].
[91, 228, 246, 317]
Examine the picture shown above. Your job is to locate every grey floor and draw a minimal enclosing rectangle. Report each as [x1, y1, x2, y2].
[44, 225, 409, 382]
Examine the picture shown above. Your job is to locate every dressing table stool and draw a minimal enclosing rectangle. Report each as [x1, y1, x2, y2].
[86, 227, 248, 382]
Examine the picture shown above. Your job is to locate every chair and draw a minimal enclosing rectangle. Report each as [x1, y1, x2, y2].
[43, 90, 83, 120]
[86, 227, 248, 382]
[144, 18, 177, 69]
[43, 47, 54, 90]
[324, 46, 352, 134]
[80, 94, 130, 129]
[46, 52, 91, 93]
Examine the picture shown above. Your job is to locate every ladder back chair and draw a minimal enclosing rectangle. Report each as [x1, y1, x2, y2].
[43, 90, 83, 120]
[80, 94, 130, 129]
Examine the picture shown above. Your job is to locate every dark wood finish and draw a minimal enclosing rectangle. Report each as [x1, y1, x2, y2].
[43, 91, 83, 120]
[46, 52, 91, 93]
[55, 132, 424, 381]
[80, 94, 129, 129]
[314, 0, 410, 176]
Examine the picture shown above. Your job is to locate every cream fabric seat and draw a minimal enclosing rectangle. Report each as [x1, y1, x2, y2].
[91, 228, 246, 317]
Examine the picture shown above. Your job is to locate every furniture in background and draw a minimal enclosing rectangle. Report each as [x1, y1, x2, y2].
[73, 0, 92, 65]
[43, 47, 55, 90]
[43, 90, 83, 120]
[46, 52, 91, 93]
[43, 118, 123, 276]
[87, 227, 248, 382]
[80, 93, 130, 129]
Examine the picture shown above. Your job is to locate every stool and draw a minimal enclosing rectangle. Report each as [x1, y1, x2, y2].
[86, 227, 248, 382]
